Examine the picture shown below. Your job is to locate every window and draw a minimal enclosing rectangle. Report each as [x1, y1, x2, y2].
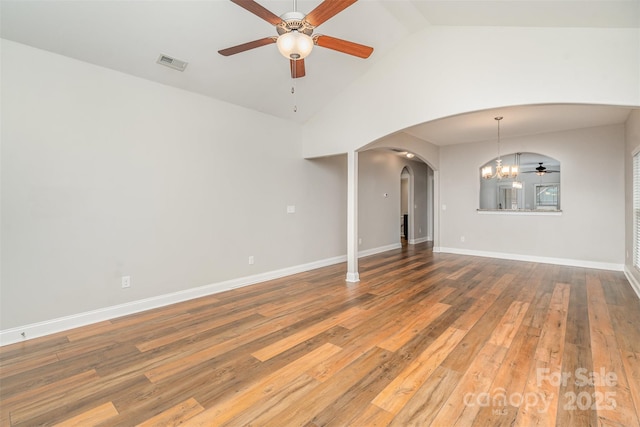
[634, 151, 640, 269]
[535, 184, 560, 210]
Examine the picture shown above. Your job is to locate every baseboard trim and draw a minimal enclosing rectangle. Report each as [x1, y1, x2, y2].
[358, 242, 402, 258]
[438, 247, 624, 272]
[345, 272, 360, 283]
[409, 237, 430, 245]
[624, 266, 640, 300]
[1, 243, 406, 346]
[0, 254, 351, 346]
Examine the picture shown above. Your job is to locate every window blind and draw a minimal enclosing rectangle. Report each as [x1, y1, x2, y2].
[634, 152, 640, 269]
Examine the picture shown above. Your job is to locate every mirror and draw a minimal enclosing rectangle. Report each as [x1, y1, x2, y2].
[479, 153, 560, 211]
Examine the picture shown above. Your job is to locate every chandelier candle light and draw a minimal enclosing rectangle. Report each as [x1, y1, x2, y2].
[482, 116, 519, 182]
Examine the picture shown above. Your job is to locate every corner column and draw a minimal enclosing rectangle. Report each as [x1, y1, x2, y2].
[346, 150, 360, 283]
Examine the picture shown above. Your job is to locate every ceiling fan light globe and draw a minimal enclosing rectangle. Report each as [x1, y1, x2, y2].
[277, 31, 313, 60]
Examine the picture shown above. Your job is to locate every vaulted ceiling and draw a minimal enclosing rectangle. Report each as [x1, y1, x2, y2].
[1, 0, 638, 144]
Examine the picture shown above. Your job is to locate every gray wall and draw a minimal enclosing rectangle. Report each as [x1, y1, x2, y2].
[410, 160, 431, 242]
[440, 124, 625, 265]
[1, 40, 348, 329]
[358, 150, 431, 251]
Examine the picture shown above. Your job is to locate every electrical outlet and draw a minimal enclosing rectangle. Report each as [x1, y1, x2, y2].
[249, 256, 255, 265]
[460, 236, 466, 243]
[121, 275, 131, 288]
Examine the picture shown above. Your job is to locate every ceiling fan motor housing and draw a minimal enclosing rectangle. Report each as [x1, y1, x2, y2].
[277, 11, 314, 35]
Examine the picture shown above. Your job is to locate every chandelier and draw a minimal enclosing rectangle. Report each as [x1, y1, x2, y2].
[481, 116, 519, 181]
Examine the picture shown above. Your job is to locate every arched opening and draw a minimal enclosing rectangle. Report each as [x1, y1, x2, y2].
[479, 152, 561, 211]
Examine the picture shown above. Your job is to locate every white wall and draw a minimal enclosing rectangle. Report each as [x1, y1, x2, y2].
[0, 40, 347, 331]
[439, 124, 625, 267]
[625, 110, 640, 294]
[303, 26, 639, 158]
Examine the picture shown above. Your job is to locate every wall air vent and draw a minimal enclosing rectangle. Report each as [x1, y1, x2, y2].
[156, 54, 188, 72]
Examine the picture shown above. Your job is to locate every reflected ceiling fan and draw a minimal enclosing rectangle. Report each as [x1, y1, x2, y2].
[523, 162, 560, 176]
[218, 0, 374, 78]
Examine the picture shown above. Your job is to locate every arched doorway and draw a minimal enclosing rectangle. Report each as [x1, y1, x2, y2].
[401, 167, 410, 242]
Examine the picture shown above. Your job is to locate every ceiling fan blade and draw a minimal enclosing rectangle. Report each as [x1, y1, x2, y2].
[314, 35, 373, 58]
[230, 0, 283, 26]
[305, 0, 358, 27]
[290, 59, 306, 78]
[218, 37, 276, 56]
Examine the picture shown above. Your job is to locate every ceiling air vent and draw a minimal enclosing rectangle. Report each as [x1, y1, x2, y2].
[156, 54, 188, 72]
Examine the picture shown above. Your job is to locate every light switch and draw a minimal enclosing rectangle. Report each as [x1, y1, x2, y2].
[287, 205, 296, 214]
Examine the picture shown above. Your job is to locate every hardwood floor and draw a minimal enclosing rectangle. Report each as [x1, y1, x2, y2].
[1, 243, 640, 426]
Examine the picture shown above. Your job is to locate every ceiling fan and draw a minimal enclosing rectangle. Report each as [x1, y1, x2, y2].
[218, 0, 374, 78]
[523, 162, 560, 176]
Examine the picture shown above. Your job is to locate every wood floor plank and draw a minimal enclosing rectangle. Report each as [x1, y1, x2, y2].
[348, 403, 395, 426]
[389, 365, 463, 426]
[259, 346, 394, 427]
[377, 302, 450, 352]
[307, 335, 386, 383]
[513, 282, 571, 427]
[488, 300, 530, 348]
[185, 343, 341, 425]
[472, 326, 541, 427]
[7, 375, 149, 426]
[431, 343, 509, 426]
[143, 312, 304, 383]
[556, 342, 598, 427]
[534, 283, 570, 366]
[135, 397, 205, 426]
[1, 370, 100, 412]
[1, 243, 639, 426]
[372, 326, 468, 414]
[135, 308, 261, 352]
[250, 306, 363, 362]
[52, 401, 119, 426]
[587, 275, 640, 427]
[451, 291, 501, 331]
[621, 351, 640, 425]
[430, 300, 529, 426]
[0, 351, 59, 379]
[556, 276, 598, 427]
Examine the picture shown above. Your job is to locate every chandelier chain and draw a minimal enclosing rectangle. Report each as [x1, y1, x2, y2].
[496, 116, 503, 162]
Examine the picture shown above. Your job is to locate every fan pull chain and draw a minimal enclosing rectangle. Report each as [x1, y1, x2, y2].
[291, 63, 298, 113]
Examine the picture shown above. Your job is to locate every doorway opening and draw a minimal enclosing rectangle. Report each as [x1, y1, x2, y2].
[401, 167, 410, 243]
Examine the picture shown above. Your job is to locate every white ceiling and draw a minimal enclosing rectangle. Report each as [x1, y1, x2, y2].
[1, 0, 638, 145]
